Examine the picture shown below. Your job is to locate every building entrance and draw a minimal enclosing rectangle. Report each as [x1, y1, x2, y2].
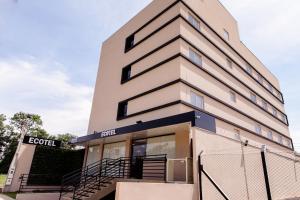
[130, 135, 175, 179]
[131, 139, 147, 179]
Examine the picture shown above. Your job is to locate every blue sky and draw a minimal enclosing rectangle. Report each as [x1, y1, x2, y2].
[0, 0, 299, 151]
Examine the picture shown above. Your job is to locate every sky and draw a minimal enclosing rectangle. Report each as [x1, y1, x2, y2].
[0, 0, 299, 151]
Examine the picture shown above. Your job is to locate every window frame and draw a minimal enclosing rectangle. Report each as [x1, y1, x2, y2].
[261, 100, 268, 111]
[278, 135, 283, 144]
[121, 65, 132, 83]
[246, 65, 252, 75]
[257, 74, 264, 84]
[188, 13, 201, 31]
[267, 131, 273, 140]
[190, 91, 204, 109]
[226, 58, 233, 69]
[255, 125, 262, 135]
[223, 29, 229, 41]
[124, 34, 135, 52]
[117, 101, 128, 119]
[189, 48, 202, 66]
[250, 92, 257, 104]
[272, 107, 278, 117]
[229, 91, 236, 103]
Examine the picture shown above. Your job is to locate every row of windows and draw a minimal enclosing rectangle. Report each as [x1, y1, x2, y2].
[123, 13, 284, 108]
[253, 124, 291, 147]
[187, 13, 283, 102]
[116, 87, 291, 148]
[246, 64, 283, 101]
[188, 48, 287, 124]
[249, 91, 287, 123]
[120, 47, 287, 125]
[190, 91, 291, 148]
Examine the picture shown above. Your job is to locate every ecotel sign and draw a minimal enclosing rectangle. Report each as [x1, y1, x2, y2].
[23, 136, 62, 148]
[100, 129, 116, 138]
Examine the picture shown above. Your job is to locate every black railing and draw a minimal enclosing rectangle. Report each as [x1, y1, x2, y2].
[19, 174, 63, 192]
[59, 154, 167, 200]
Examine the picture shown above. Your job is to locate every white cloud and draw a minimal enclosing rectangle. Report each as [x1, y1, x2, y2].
[220, 0, 300, 64]
[0, 57, 93, 136]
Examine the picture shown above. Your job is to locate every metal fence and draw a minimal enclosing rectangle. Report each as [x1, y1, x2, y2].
[198, 146, 300, 200]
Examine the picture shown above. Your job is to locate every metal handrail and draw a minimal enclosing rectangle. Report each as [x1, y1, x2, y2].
[19, 174, 63, 192]
[59, 154, 167, 200]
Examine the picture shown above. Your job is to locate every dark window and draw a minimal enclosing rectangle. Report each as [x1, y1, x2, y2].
[121, 65, 131, 83]
[117, 102, 128, 119]
[125, 34, 135, 52]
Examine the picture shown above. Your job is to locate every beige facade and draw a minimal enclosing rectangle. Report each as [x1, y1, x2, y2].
[88, 0, 291, 147]
[70, 0, 299, 200]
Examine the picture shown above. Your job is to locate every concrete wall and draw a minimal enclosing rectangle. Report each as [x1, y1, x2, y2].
[4, 144, 36, 192]
[192, 127, 300, 200]
[16, 193, 60, 200]
[115, 182, 194, 200]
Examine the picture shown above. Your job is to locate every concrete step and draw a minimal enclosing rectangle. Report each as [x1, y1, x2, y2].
[83, 180, 116, 200]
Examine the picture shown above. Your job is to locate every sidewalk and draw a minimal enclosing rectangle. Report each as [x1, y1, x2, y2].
[0, 194, 14, 200]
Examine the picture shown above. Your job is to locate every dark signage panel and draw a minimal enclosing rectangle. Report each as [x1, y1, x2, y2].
[72, 111, 217, 144]
[23, 136, 61, 148]
[194, 110, 216, 133]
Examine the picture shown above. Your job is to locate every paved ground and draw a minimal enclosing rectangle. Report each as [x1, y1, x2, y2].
[0, 194, 14, 200]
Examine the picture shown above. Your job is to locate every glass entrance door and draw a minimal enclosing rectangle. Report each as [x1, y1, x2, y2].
[131, 139, 147, 179]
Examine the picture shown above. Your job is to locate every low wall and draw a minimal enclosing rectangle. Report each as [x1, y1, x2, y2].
[116, 182, 194, 200]
[16, 193, 60, 200]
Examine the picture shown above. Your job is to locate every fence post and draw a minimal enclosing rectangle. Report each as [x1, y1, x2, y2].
[122, 159, 125, 178]
[119, 159, 121, 178]
[198, 152, 203, 200]
[261, 149, 272, 200]
[164, 155, 167, 182]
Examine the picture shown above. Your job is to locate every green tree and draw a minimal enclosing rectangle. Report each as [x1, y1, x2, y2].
[56, 133, 77, 149]
[0, 114, 8, 159]
[0, 112, 50, 173]
[0, 138, 17, 173]
[10, 112, 44, 136]
[0, 114, 18, 173]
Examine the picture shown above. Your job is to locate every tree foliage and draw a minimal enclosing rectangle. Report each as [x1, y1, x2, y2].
[0, 114, 8, 158]
[0, 112, 78, 174]
[56, 133, 77, 149]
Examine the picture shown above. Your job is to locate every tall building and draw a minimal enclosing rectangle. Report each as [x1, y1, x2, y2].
[65, 0, 299, 200]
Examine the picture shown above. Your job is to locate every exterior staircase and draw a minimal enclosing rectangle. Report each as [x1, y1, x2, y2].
[59, 155, 167, 200]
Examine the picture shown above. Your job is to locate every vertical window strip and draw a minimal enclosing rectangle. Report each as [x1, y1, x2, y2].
[189, 48, 202, 66]
[223, 29, 229, 41]
[272, 107, 278, 117]
[255, 125, 262, 135]
[229, 91, 236, 102]
[191, 91, 204, 109]
[246, 65, 252, 75]
[226, 58, 233, 68]
[267, 131, 273, 140]
[188, 13, 201, 31]
[278, 135, 283, 144]
[262, 100, 268, 111]
[250, 93, 257, 103]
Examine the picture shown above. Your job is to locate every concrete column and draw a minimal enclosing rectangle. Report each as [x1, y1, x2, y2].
[4, 144, 36, 192]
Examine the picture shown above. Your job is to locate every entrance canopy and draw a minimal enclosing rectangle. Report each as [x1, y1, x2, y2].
[71, 111, 216, 146]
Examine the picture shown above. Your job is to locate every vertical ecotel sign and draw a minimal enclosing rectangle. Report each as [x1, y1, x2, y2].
[23, 136, 62, 148]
